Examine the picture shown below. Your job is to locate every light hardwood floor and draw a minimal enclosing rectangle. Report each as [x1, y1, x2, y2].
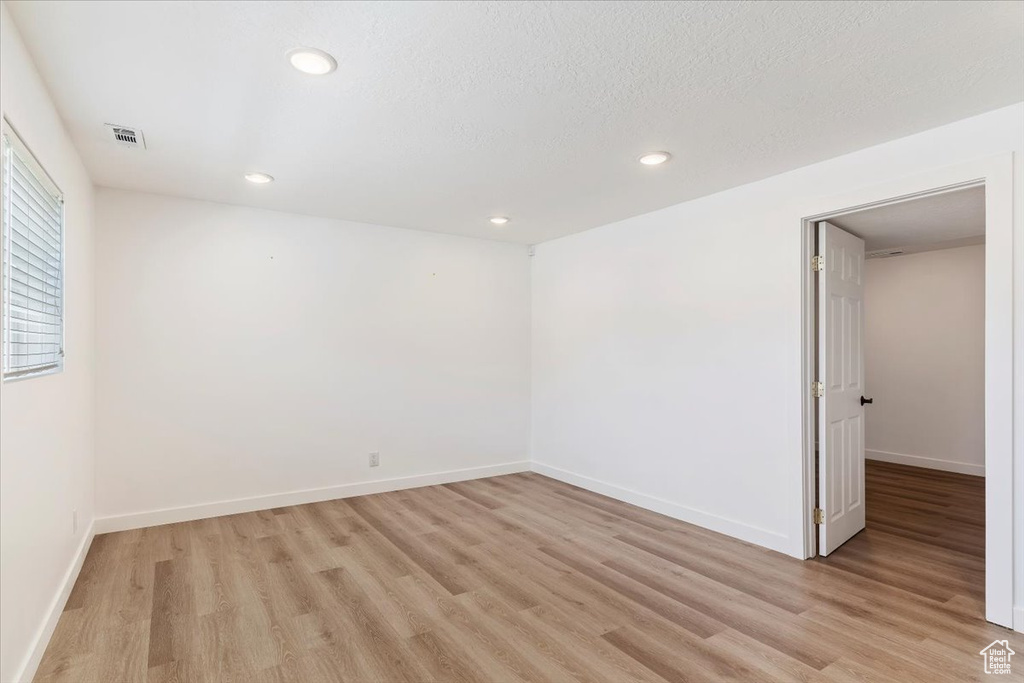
[35, 462, 1020, 682]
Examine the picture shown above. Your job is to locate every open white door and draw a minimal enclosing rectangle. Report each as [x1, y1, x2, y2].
[817, 221, 866, 556]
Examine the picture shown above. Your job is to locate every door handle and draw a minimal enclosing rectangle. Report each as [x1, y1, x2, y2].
[860, 396, 873, 406]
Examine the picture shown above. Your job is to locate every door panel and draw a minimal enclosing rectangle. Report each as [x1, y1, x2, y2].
[818, 221, 866, 556]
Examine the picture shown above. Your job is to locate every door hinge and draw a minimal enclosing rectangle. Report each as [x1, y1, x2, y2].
[812, 255, 824, 272]
[812, 381, 824, 398]
[813, 508, 824, 525]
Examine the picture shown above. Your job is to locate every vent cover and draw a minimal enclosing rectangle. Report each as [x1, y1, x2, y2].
[105, 124, 146, 149]
[866, 248, 906, 259]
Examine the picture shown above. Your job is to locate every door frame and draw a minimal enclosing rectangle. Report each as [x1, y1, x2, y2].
[798, 153, 1015, 628]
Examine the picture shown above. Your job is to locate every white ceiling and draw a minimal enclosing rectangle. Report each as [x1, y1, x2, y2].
[831, 185, 985, 253]
[6, 1, 1023, 245]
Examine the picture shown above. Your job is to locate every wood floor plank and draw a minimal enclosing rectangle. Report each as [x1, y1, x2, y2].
[442, 481, 506, 510]
[316, 566, 433, 682]
[613, 531, 815, 614]
[603, 626, 724, 683]
[396, 574, 556, 683]
[601, 554, 842, 670]
[518, 603, 666, 683]
[539, 545, 728, 639]
[408, 629, 481, 683]
[455, 588, 616, 683]
[34, 461, 1021, 682]
[348, 496, 470, 595]
[147, 558, 193, 669]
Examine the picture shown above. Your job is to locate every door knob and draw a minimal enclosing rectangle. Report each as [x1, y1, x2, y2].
[860, 396, 874, 406]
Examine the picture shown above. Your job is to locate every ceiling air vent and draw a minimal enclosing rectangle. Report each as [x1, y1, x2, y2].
[104, 124, 146, 149]
[866, 248, 906, 259]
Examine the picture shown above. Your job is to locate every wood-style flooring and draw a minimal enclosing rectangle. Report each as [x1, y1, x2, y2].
[35, 462, 1020, 682]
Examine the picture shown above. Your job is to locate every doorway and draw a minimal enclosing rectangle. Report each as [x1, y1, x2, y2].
[797, 154, 1015, 628]
[810, 189, 988, 616]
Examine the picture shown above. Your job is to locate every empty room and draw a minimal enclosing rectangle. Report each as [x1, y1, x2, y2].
[0, 1, 1022, 682]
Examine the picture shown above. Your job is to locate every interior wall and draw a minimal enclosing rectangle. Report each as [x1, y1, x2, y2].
[0, 5, 96, 682]
[94, 188, 531, 523]
[864, 244, 985, 475]
[531, 103, 1023, 561]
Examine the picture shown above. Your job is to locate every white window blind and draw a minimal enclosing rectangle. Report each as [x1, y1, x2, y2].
[2, 124, 64, 379]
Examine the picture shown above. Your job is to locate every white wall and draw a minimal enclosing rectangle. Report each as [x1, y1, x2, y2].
[94, 189, 531, 525]
[0, 5, 96, 682]
[864, 245, 985, 475]
[531, 104, 1023, 561]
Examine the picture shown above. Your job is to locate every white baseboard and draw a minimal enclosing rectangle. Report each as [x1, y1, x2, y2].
[1014, 606, 1024, 634]
[865, 449, 984, 476]
[529, 462, 791, 555]
[93, 461, 531, 534]
[14, 521, 95, 683]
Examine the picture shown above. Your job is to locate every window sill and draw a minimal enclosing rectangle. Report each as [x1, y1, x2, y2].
[2, 362, 64, 383]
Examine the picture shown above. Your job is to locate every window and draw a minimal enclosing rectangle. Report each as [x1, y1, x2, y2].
[1, 121, 64, 380]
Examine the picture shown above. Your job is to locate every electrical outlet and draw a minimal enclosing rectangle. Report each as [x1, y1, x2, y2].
[72, 508, 78, 534]
[369, 451, 380, 468]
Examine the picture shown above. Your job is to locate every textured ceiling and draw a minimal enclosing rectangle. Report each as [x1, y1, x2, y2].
[832, 185, 985, 253]
[6, 1, 1023, 244]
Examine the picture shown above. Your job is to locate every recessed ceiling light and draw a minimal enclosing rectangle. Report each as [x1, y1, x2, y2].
[244, 172, 274, 184]
[489, 216, 510, 225]
[287, 47, 337, 75]
[639, 151, 671, 166]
